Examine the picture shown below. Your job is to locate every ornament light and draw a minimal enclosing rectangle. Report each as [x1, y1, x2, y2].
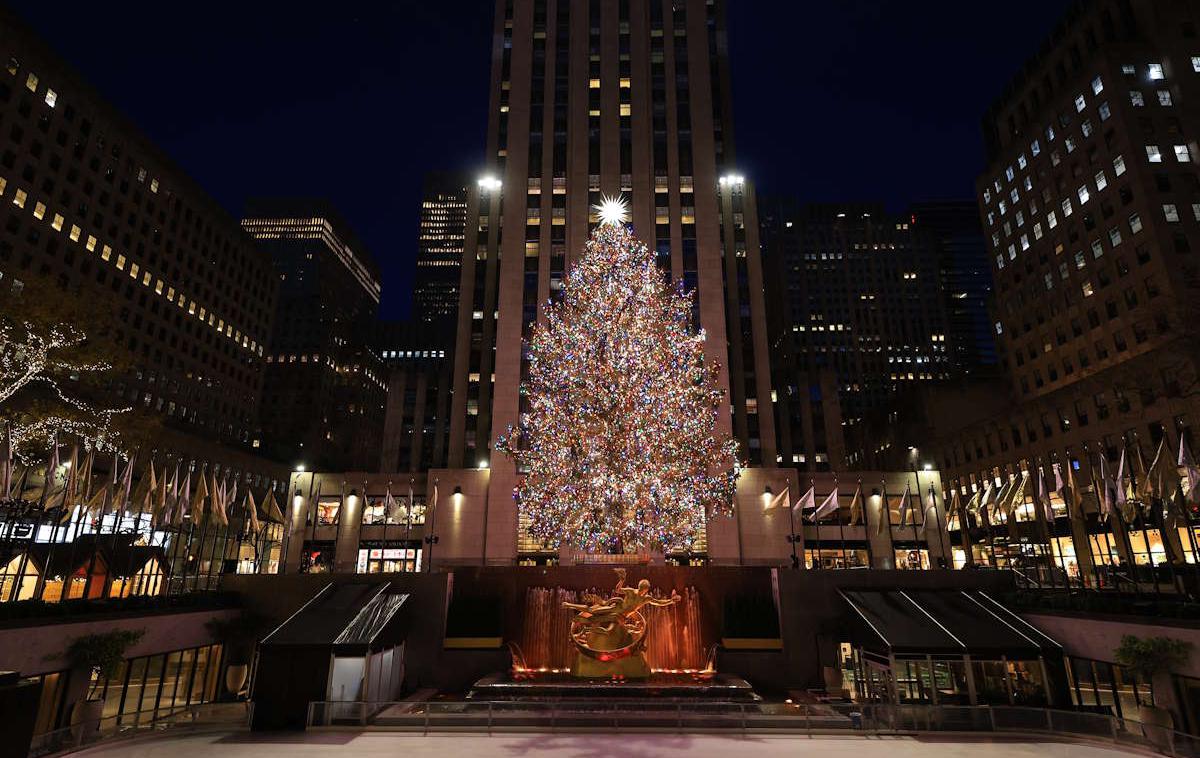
[593, 194, 630, 227]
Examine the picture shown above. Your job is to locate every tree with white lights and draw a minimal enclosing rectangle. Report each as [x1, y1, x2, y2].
[498, 197, 740, 553]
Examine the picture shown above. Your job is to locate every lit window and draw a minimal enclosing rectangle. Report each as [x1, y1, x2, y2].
[24, 72, 37, 92]
[1164, 204, 1180, 222]
[1031, 139, 1041, 156]
[1077, 185, 1090, 204]
[85, 235, 96, 251]
[1065, 137, 1076, 153]
[1082, 282, 1094, 297]
[995, 321, 1003, 335]
[44, 89, 56, 107]
[1114, 155, 1126, 175]
[619, 77, 630, 88]
[101, 244, 112, 261]
[619, 103, 631, 117]
[51, 214, 63, 231]
[1092, 75, 1104, 94]
[1130, 90, 1145, 106]
[1095, 170, 1107, 190]
[116, 254, 126, 270]
[1158, 90, 1173, 106]
[1108, 228, 1122, 247]
[1020, 234, 1030, 251]
[1194, 203, 1200, 223]
[1017, 153, 1027, 170]
[1074, 94, 1086, 112]
[1074, 251, 1086, 269]
[1091, 240, 1104, 259]
[1033, 222, 1043, 240]
[12, 188, 26, 208]
[588, 78, 600, 89]
[1149, 63, 1164, 80]
[69, 224, 80, 241]
[1047, 210, 1058, 229]
[1081, 119, 1093, 137]
[1008, 244, 1016, 260]
[1193, 56, 1200, 73]
[1122, 64, 1136, 75]
[1146, 145, 1162, 162]
[1061, 198, 1073, 217]
[32, 201, 45, 220]
[995, 254, 1005, 269]
[1099, 101, 1111, 121]
[1006, 166, 1015, 181]
[1175, 144, 1191, 162]
[149, 178, 159, 193]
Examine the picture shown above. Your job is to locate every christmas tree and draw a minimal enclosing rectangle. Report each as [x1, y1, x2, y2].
[498, 196, 740, 553]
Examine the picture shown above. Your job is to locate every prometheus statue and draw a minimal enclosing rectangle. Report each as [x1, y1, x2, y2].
[562, 568, 681, 678]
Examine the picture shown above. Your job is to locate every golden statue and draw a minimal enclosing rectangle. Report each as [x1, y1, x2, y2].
[563, 568, 681, 678]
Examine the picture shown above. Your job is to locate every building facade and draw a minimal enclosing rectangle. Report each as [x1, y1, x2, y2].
[929, 0, 1200, 584]
[412, 172, 469, 328]
[243, 201, 386, 472]
[377, 321, 452, 474]
[445, 0, 777, 560]
[0, 10, 278, 458]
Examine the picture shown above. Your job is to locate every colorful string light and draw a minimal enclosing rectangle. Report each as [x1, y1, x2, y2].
[497, 220, 741, 553]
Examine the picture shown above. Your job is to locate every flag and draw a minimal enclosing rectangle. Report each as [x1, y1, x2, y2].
[1003, 472, 1028, 518]
[191, 469, 209, 519]
[263, 489, 284, 523]
[212, 472, 229, 526]
[810, 486, 839, 522]
[993, 474, 1014, 517]
[154, 463, 174, 527]
[114, 454, 135, 517]
[966, 488, 981, 519]
[140, 461, 157, 518]
[876, 484, 888, 535]
[384, 487, 400, 524]
[767, 485, 790, 511]
[55, 445, 81, 522]
[1114, 449, 1127, 507]
[1147, 437, 1182, 503]
[898, 483, 912, 526]
[223, 479, 236, 528]
[0, 424, 10, 499]
[1065, 461, 1083, 518]
[1179, 435, 1200, 502]
[1053, 462, 1065, 497]
[176, 469, 192, 525]
[244, 489, 261, 534]
[848, 484, 863, 525]
[84, 483, 109, 518]
[1036, 464, 1054, 522]
[38, 435, 60, 507]
[791, 486, 815, 516]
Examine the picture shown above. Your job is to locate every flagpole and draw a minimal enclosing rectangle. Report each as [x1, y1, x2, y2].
[408, 477, 416, 571]
[857, 480, 873, 567]
[880, 478, 892, 568]
[786, 481, 799, 569]
[1085, 442, 1120, 591]
[1129, 432, 1162, 598]
[910, 469, 921, 563]
[1171, 420, 1200, 595]
[837, 476, 847, 568]
[39, 438, 78, 601]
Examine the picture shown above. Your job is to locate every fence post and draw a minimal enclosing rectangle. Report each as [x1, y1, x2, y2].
[488, 701, 493, 734]
[677, 702, 683, 733]
[424, 704, 430, 735]
[1045, 709, 1053, 733]
[988, 707, 997, 732]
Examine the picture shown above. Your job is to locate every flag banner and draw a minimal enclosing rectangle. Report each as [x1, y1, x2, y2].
[791, 486, 815, 516]
[767, 485, 790, 511]
[245, 489, 261, 534]
[848, 485, 863, 525]
[810, 487, 839, 522]
[264, 490, 285, 523]
[898, 483, 912, 527]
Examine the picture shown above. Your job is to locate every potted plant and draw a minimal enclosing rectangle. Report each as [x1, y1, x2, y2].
[1114, 634, 1191, 745]
[65, 629, 145, 728]
[206, 611, 269, 698]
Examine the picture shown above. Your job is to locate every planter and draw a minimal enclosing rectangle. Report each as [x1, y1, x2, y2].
[225, 664, 249, 697]
[71, 697, 104, 734]
[1138, 704, 1175, 749]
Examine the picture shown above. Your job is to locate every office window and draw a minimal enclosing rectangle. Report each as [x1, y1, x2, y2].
[1148, 63, 1164, 80]
[1099, 101, 1111, 121]
[1130, 90, 1145, 106]
[1074, 94, 1086, 112]
[1091, 76, 1104, 95]
[1129, 213, 1143, 234]
[44, 89, 56, 107]
[1164, 204, 1180, 223]
[1095, 170, 1107, 191]
[1158, 90, 1173, 106]
[1113, 155, 1126, 175]
[1193, 56, 1200, 73]
[1175, 145, 1191, 162]
[1078, 186, 1090, 204]
[1146, 145, 1162, 163]
[1108, 228, 1123, 247]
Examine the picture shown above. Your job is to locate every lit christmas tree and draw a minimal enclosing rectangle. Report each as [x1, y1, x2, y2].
[498, 196, 740, 553]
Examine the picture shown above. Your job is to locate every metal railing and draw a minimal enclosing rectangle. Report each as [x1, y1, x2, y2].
[307, 700, 1200, 756]
[28, 702, 251, 757]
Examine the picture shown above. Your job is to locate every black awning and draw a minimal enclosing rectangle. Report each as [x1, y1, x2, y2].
[261, 581, 411, 654]
[841, 589, 1060, 660]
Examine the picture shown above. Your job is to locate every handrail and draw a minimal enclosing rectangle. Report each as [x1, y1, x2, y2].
[306, 700, 1200, 756]
[27, 702, 250, 757]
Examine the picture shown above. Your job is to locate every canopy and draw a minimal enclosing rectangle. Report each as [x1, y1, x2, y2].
[841, 589, 1060, 659]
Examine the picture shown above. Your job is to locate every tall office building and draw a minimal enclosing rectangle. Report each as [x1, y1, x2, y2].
[448, 0, 776, 495]
[760, 200, 953, 445]
[412, 172, 469, 327]
[928, 0, 1200, 577]
[911, 201, 997, 373]
[378, 320, 451, 474]
[0, 10, 277, 461]
[243, 200, 386, 471]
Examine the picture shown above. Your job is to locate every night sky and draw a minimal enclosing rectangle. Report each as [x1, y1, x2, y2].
[10, 0, 1071, 320]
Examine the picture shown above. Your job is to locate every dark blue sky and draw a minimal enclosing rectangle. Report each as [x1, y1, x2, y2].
[10, 0, 1069, 319]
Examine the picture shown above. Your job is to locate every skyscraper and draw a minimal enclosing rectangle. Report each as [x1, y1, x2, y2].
[0, 9, 277, 463]
[412, 172, 469, 328]
[436, 0, 778, 562]
[448, 0, 776, 477]
[243, 200, 386, 471]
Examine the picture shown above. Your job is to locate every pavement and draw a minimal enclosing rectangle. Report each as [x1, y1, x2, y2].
[78, 731, 1147, 757]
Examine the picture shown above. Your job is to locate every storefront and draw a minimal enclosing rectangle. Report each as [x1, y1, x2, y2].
[840, 588, 1067, 706]
[355, 541, 422, 573]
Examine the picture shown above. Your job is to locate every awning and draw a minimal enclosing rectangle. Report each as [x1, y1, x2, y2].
[261, 581, 411, 655]
[840, 589, 1060, 660]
